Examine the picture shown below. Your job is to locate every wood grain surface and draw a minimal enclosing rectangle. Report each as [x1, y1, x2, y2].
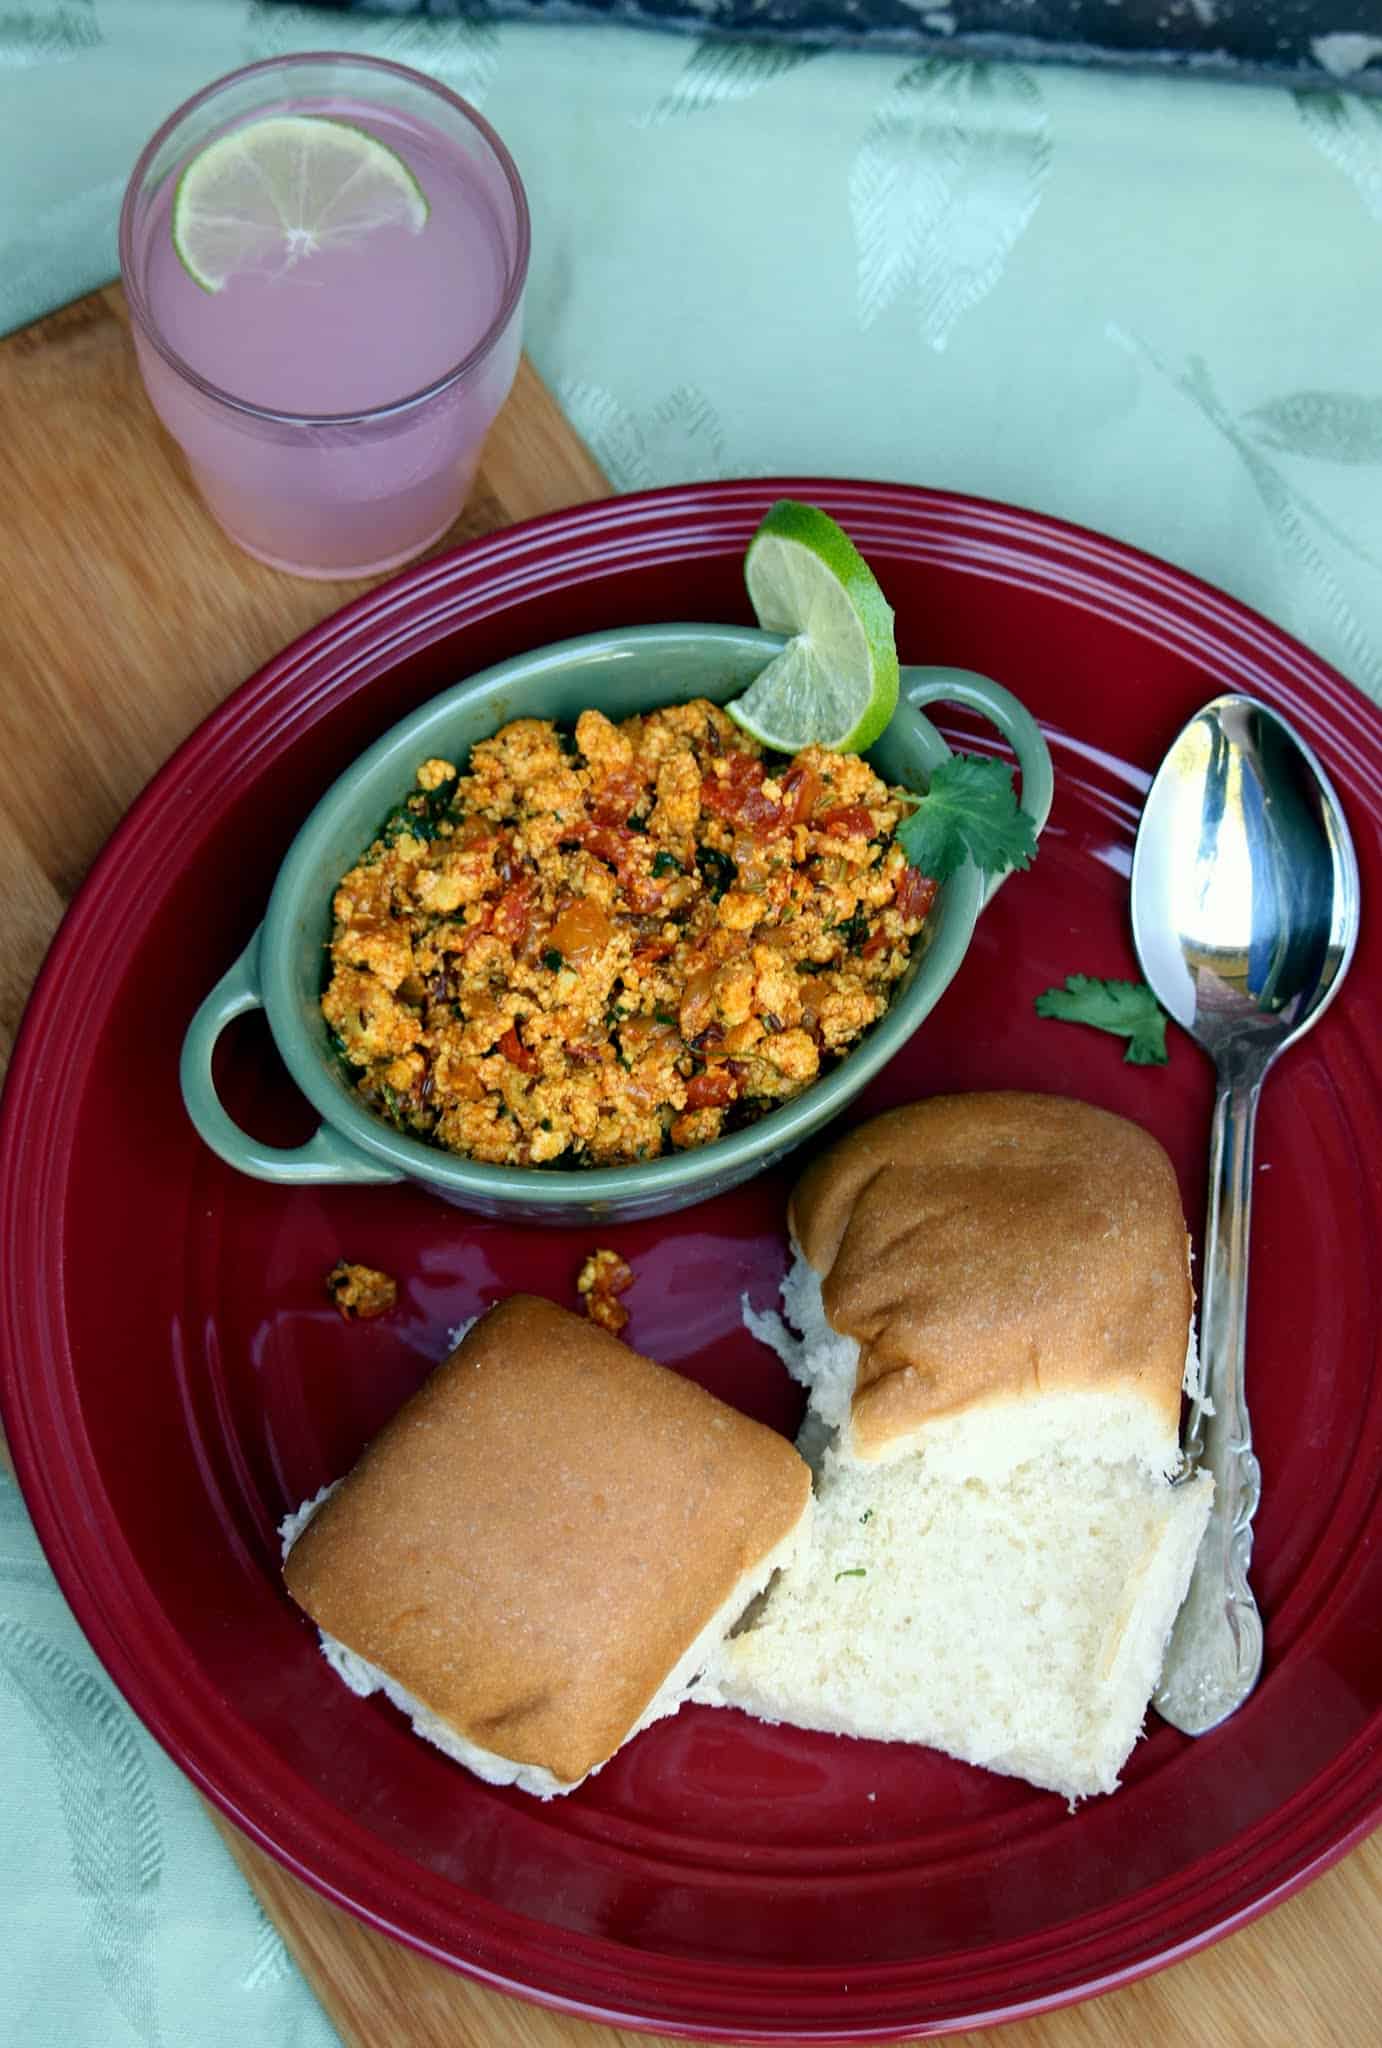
[1, 285, 1378, 2048]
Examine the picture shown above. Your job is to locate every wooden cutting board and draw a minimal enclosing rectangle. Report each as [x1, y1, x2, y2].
[0, 285, 1378, 2048]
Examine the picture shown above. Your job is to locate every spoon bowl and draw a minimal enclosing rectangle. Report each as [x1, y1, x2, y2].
[1131, 693, 1361, 1734]
[1133, 695, 1359, 1070]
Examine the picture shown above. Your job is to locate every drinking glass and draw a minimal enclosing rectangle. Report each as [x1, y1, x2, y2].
[119, 53, 530, 579]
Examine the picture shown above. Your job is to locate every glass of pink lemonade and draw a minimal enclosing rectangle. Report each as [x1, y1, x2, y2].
[119, 54, 530, 579]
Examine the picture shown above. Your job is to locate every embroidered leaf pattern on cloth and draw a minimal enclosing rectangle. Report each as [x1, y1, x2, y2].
[243, 1904, 296, 1992]
[1295, 91, 1382, 222]
[244, 1, 499, 105]
[1243, 391, 1382, 465]
[0, 1, 99, 67]
[639, 38, 821, 128]
[557, 379, 729, 491]
[851, 59, 1050, 353]
[1112, 327, 1382, 699]
[0, 1617, 164, 2044]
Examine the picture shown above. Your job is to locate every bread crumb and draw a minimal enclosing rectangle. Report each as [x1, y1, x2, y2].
[577, 1248, 634, 1334]
[326, 1261, 397, 1321]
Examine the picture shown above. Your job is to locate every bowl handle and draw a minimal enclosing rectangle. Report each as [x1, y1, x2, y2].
[903, 667, 1055, 905]
[180, 928, 404, 1185]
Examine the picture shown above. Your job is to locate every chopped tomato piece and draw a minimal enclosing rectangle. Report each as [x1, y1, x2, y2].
[492, 880, 533, 945]
[896, 867, 938, 921]
[780, 763, 821, 825]
[685, 1067, 739, 1109]
[590, 769, 647, 827]
[701, 753, 785, 836]
[493, 832, 520, 887]
[621, 868, 668, 917]
[455, 904, 494, 952]
[817, 804, 874, 838]
[570, 820, 668, 911]
[498, 1024, 539, 1074]
[574, 821, 631, 868]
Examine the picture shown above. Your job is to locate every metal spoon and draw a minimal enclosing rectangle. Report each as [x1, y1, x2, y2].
[1130, 693, 1361, 1735]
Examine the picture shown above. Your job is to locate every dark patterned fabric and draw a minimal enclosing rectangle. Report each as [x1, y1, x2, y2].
[276, 0, 1382, 95]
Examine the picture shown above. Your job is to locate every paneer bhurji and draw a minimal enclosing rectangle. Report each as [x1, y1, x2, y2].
[322, 699, 937, 1166]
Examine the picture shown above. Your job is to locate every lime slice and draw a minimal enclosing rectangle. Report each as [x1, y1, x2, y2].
[172, 114, 429, 293]
[728, 500, 900, 754]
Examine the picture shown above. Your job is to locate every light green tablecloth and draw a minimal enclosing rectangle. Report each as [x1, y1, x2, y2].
[3, 6, 1381, 2045]
[8, 5, 1382, 704]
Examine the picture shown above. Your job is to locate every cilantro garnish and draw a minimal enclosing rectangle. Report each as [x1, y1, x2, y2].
[835, 1567, 867, 1581]
[1034, 975, 1170, 1066]
[831, 905, 870, 953]
[696, 845, 738, 901]
[896, 754, 1037, 884]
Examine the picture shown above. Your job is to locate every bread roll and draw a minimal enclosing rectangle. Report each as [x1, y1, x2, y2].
[716, 1091, 1215, 1801]
[283, 1296, 812, 1796]
[765, 1092, 1198, 1478]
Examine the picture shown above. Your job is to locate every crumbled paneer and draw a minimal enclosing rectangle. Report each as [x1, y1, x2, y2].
[325, 1261, 398, 1321]
[577, 1248, 635, 1334]
[321, 700, 937, 1167]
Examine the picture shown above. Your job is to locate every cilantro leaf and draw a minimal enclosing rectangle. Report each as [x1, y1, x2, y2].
[895, 754, 1038, 883]
[1034, 975, 1170, 1066]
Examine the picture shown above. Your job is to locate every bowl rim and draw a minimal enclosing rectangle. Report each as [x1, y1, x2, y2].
[258, 621, 984, 1200]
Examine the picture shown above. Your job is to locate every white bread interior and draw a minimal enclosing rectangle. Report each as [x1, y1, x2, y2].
[282, 1484, 811, 1798]
[702, 1446, 1214, 1804]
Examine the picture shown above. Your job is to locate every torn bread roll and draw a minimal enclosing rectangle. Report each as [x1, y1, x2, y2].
[749, 1091, 1202, 1482]
[282, 1296, 812, 1798]
[717, 1090, 1215, 1801]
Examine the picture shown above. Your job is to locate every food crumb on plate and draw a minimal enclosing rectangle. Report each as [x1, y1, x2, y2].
[326, 1261, 397, 1321]
[577, 1247, 635, 1333]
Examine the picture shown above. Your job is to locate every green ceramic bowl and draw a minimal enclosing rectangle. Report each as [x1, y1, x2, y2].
[181, 626, 1053, 1224]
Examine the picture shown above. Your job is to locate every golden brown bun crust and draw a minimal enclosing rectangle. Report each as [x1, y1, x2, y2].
[283, 1296, 810, 1785]
[788, 1093, 1191, 1457]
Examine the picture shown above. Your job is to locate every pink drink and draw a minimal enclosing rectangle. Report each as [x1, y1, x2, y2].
[120, 57, 529, 578]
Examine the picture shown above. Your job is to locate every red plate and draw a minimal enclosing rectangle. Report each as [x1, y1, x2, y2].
[2, 481, 1379, 2041]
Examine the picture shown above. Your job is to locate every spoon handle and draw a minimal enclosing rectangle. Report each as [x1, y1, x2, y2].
[1153, 1065, 1266, 1736]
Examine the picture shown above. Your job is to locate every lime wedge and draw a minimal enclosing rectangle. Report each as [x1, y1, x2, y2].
[172, 114, 429, 294]
[729, 500, 900, 754]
